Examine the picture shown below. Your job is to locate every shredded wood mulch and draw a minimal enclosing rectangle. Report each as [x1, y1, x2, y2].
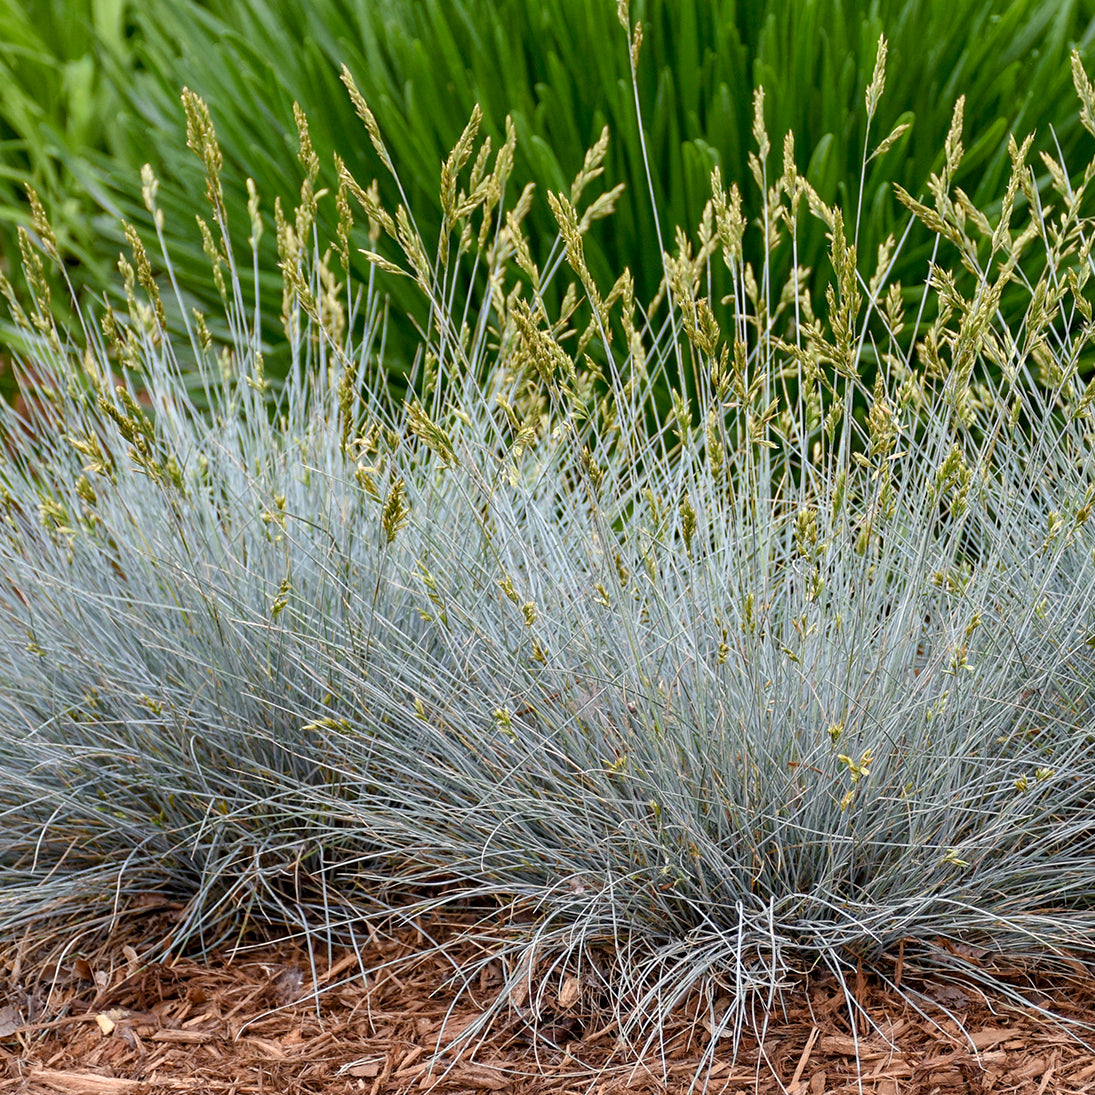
[1, 909, 1093, 1095]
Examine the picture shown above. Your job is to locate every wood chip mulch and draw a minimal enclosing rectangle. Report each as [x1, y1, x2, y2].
[1, 910, 1093, 1095]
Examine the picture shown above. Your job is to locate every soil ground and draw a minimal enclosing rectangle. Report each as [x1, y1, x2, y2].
[1, 905, 1093, 1095]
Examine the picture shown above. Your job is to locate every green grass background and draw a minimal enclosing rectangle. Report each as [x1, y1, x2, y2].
[2, 0, 1095, 401]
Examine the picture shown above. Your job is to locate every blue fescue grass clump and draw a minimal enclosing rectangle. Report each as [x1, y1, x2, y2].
[1, 32, 1095, 1076]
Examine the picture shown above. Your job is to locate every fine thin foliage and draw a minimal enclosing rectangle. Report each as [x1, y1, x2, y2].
[1, 33, 1095, 1084]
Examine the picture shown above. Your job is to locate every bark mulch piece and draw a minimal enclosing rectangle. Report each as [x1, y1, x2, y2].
[0, 914, 1092, 1095]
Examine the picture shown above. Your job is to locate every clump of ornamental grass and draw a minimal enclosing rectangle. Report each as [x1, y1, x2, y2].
[2, 33, 1095, 1082]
